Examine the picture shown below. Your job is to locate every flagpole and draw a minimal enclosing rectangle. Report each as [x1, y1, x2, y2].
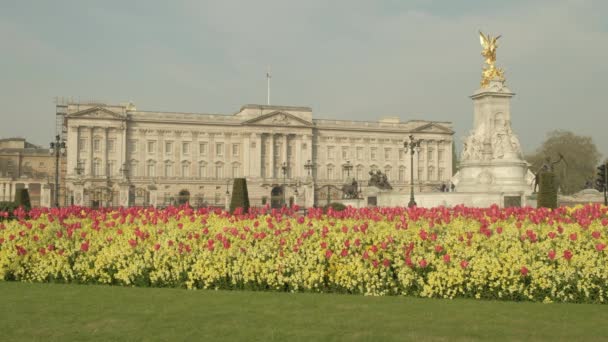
[266, 66, 271, 105]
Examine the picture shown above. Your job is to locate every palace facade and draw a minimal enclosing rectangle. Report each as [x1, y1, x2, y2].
[63, 103, 453, 207]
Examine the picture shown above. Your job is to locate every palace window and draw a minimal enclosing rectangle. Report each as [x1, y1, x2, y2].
[342, 147, 348, 160]
[399, 166, 406, 182]
[146, 161, 156, 177]
[93, 139, 101, 152]
[438, 168, 445, 180]
[384, 148, 391, 160]
[164, 162, 173, 177]
[130, 161, 138, 177]
[78, 138, 86, 152]
[384, 166, 392, 180]
[216, 143, 224, 157]
[165, 141, 173, 154]
[438, 149, 445, 162]
[107, 139, 115, 153]
[198, 163, 207, 177]
[356, 147, 363, 160]
[327, 146, 335, 160]
[428, 166, 435, 180]
[199, 142, 208, 156]
[182, 142, 190, 155]
[128, 140, 137, 153]
[232, 164, 240, 178]
[182, 162, 190, 177]
[370, 148, 377, 161]
[232, 144, 240, 157]
[107, 160, 115, 176]
[147, 141, 156, 154]
[215, 164, 224, 178]
[356, 165, 364, 180]
[428, 148, 434, 161]
[93, 159, 102, 177]
[399, 149, 404, 161]
[327, 165, 335, 180]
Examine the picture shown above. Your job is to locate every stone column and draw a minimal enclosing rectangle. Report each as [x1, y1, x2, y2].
[242, 133, 250, 177]
[102, 127, 109, 177]
[73, 181, 84, 206]
[268, 134, 274, 179]
[67, 125, 79, 177]
[295, 134, 302, 178]
[119, 124, 127, 176]
[89, 127, 94, 175]
[282, 134, 288, 177]
[250, 132, 262, 178]
[41, 184, 52, 208]
[119, 181, 130, 207]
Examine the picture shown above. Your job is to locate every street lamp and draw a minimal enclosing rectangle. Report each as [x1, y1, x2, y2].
[49, 135, 66, 207]
[294, 180, 300, 206]
[304, 159, 314, 177]
[342, 160, 353, 180]
[403, 134, 421, 208]
[281, 161, 288, 206]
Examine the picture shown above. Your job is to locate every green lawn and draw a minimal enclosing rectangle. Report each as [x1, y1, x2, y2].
[1, 282, 606, 341]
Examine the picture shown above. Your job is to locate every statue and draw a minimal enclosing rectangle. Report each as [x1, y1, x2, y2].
[532, 153, 568, 193]
[341, 179, 359, 199]
[479, 31, 505, 88]
[368, 170, 393, 190]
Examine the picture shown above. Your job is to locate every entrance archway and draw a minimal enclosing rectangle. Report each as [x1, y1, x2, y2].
[177, 189, 190, 205]
[270, 186, 284, 208]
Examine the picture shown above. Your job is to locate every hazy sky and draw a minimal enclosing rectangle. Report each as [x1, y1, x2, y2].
[1, 0, 606, 158]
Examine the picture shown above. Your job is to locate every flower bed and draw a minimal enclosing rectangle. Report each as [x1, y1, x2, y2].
[1, 204, 607, 303]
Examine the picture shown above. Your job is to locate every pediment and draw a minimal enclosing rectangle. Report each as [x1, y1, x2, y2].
[411, 122, 454, 134]
[67, 107, 125, 120]
[242, 111, 312, 127]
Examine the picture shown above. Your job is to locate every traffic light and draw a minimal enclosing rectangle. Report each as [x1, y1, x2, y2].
[597, 164, 607, 192]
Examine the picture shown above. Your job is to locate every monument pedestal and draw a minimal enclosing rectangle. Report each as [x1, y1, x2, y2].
[452, 78, 533, 206]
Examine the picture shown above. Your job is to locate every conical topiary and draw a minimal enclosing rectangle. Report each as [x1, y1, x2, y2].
[229, 178, 250, 214]
[15, 188, 31, 211]
[537, 171, 558, 209]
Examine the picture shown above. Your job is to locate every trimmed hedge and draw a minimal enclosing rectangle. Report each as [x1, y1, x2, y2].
[324, 202, 347, 212]
[229, 178, 250, 214]
[537, 171, 558, 209]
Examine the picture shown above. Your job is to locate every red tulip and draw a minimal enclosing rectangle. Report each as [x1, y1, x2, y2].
[460, 260, 469, 269]
[520, 266, 529, 276]
[595, 243, 606, 252]
[563, 250, 573, 261]
[443, 254, 451, 264]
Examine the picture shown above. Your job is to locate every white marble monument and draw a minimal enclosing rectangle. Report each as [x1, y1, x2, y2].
[451, 32, 533, 204]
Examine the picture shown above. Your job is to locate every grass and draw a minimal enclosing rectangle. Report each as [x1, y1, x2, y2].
[1, 282, 607, 341]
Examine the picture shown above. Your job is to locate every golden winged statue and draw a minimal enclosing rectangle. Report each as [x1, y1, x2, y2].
[479, 31, 505, 88]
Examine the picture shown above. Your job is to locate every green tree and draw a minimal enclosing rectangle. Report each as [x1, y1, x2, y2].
[526, 130, 601, 195]
[229, 178, 250, 214]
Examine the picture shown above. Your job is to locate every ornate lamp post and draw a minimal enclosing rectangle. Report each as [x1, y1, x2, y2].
[49, 135, 66, 207]
[342, 160, 353, 180]
[304, 159, 314, 177]
[293, 180, 300, 206]
[225, 179, 231, 210]
[281, 161, 288, 206]
[403, 134, 421, 208]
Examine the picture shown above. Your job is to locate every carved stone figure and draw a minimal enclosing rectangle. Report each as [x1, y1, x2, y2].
[341, 179, 359, 199]
[368, 170, 392, 190]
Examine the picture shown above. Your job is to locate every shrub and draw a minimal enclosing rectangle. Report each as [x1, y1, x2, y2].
[324, 202, 346, 212]
[15, 189, 31, 211]
[0, 201, 18, 221]
[229, 178, 250, 214]
[537, 171, 558, 209]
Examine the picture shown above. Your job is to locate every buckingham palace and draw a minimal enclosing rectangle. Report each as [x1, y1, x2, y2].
[62, 102, 454, 208]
